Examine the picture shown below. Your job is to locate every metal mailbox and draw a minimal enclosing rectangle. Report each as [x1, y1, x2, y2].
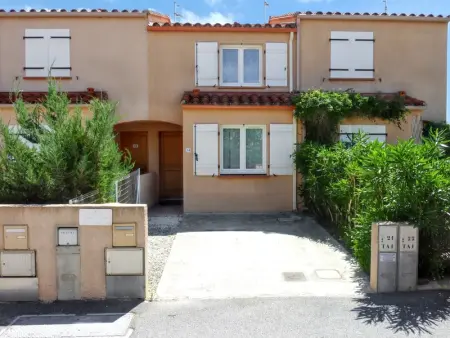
[112, 224, 136, 247]
[105, 248, 144, 275]
[0, 250, 36, 277]
[3, 225, 28, 250]
[58, 227, 78, 246]
[398, 224, 419, 291]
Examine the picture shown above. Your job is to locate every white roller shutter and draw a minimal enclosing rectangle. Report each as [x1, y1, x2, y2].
[195, 42, 218, 86]
[24, 29, 48, 77]
[330, 31, 374, 79]
[48, 29, 71, 77]
[270, 124, 293, 175]
[194, 124, 218, 176]
[265, 42, 288, 87]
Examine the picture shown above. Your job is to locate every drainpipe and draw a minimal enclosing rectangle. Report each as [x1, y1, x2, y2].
[296, 16, 301, 91]
[292, 115, 297, 211]
[289, 32, 294, 92]
[293, 16, 301, 211]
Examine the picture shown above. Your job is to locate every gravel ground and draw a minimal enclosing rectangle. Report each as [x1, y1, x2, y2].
[148, 215, 182, 299]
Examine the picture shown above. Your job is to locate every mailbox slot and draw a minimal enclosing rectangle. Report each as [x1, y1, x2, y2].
[3, 225, 28, 250]
[58, 227, 78, 246]
[112, 223, 136, 247]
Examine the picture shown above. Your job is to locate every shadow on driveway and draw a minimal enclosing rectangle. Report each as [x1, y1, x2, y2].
[352, 291, 450, 335]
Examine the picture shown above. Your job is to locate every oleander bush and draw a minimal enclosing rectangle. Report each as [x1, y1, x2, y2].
[0, 81, 132, 204]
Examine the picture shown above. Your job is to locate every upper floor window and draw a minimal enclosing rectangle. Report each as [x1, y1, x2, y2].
[330, 31, 374, 79]
[339, 125, 386, 145]
[195, 42, 287, 88]
[24, 29, 71, 78]
[220, 46, 262, 87]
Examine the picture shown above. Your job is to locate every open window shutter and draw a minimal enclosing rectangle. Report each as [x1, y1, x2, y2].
[195, 42, 218, 86]
[194, 124, 218, 176]
[269, 124, 293, 175]
[265, 42, 287, 87]
[351, 32, 374, 78]
[340, 125, 386, 143]
[48, 29, 71, 77]
[24, 29, 49, 77]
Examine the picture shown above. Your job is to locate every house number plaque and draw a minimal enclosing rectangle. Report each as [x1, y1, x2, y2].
[378, 225, 397, 252]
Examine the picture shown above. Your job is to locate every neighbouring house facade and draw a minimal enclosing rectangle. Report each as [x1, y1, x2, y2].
[0, 9, 448, 212]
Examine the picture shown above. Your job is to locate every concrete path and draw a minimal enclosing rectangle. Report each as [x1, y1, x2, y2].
[156, 214, 369, 300]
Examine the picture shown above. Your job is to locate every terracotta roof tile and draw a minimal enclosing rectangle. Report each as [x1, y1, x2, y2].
[149, 22, 296, 29]
[0, 91, 107, 104]
[181, 91, 426, 107]
[0, 8, 168, 15]
[269, 11, 450, 20]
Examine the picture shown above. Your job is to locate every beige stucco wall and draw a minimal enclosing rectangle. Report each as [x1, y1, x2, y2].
[0, 16, 149, 123]
[299, 19, 447, 121]
[0, 204, 148, 302]
[183, 107, 298, 213]
[342, 108, 423, 143]
[148, 31, 297, 126]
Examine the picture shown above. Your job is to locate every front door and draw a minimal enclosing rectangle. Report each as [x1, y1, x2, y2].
[159, 131, 183, 200]
[120, 132, 148, 173]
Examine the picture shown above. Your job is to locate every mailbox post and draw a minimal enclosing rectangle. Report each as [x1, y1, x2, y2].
[370, 222, 398, 293]
[397, 224, 419, 291]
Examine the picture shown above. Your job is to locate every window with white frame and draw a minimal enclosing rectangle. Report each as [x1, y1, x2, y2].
[24, 29, 71, 78]
[330, 31, 374, 79]
[220, 125, 266, 174]
[220, 46, 262, 87]
[339, 125, 386, 144]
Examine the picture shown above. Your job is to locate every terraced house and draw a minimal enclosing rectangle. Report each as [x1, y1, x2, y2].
[0, 9, 448, 213]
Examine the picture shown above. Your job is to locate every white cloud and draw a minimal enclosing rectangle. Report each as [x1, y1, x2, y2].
[180, 9, 234, 24]
[204, 0, 222, 6]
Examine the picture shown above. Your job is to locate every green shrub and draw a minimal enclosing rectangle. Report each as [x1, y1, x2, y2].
[0, 81, 132, 204]
[295, 131, 450, 279]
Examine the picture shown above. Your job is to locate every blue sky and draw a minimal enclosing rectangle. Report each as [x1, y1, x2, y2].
[2, 0, 450, 120]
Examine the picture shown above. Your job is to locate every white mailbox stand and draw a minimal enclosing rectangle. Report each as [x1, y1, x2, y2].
[398, 224, 419, 292]
[370, 222, 398, 293]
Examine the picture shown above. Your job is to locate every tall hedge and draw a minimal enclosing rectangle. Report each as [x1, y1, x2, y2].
[0, 81, 132, 204]
[295, 132, 450, 279]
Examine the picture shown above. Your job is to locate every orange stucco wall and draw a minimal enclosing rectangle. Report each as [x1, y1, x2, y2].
[182, 107, 298, 213]
[0, 204, 148, 302]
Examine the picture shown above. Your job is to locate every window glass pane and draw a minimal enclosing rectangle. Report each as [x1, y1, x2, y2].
[243, 49, 260, 83]
[246, 128, 263, 170]
[223, 128, 240, 169]
[222, 49, 238, 83]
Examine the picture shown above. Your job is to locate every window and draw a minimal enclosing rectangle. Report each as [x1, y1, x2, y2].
[339, 125, 386, 145]
[24, 29, 71, 78]
[220, 46, 262, 87]
[330, 31, 374, 79]
[220, 125, 266, 174]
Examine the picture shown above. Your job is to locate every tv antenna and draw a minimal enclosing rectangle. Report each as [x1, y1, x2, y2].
[173, 1, 182, 22]
[264, 1, 269, 23]
[383, 0, 388, 14]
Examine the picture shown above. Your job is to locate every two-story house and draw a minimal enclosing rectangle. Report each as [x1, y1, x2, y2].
[269, 11, 448, 141]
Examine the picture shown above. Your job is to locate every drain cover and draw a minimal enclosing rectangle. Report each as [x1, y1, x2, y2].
[283, 272, 307, 282]
[315, 269, 342, 279]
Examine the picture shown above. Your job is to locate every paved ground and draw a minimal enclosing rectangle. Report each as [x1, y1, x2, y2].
[156, 213, 368, 300]
[1, 292, 450, 337]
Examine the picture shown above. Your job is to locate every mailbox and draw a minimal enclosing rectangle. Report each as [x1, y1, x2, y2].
[58, 228, 78, 246]
[398, 224, 419, 291]
[105, 248, 144, 275]
[0, 251, 36, 277]
[3, 225, 28, 250]
[112, 224, 136, 247]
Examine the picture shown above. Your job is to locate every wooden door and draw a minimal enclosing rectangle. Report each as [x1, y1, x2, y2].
[159, 131, 183, 200]
[120, 132, 148, 173]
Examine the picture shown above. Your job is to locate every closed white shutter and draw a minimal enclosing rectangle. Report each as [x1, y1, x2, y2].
[194, 124, 218, 176]
[270, 124, 293, 175]
[195, 42, 218, 86]
[48, 29, 71, 77]
[340, 125, 386, 142]
[330, 31, 374, 79]
[265, 42, 288, 87]
[24, 29, 49, 77]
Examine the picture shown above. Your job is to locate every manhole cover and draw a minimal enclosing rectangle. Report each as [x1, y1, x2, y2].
[283, 272, 307, 282]
[315, 269, 342, 279]
[0, 313, 134, 338]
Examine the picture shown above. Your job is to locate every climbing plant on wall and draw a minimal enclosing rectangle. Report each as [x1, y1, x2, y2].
[292, 89, 409, 145]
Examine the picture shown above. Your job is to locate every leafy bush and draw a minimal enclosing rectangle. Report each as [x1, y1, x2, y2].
[0, 81, 132, 204]
[295, 132, 450, 279]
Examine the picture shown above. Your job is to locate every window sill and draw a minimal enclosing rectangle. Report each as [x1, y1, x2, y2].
[328, 78, 376, 82]
[218, 174, 269, 178]
[218, 86, 266, 89]
[23, 77, 73, 80]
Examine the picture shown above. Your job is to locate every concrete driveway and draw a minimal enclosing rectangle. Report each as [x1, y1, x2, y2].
[156, 214, 368, 300]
